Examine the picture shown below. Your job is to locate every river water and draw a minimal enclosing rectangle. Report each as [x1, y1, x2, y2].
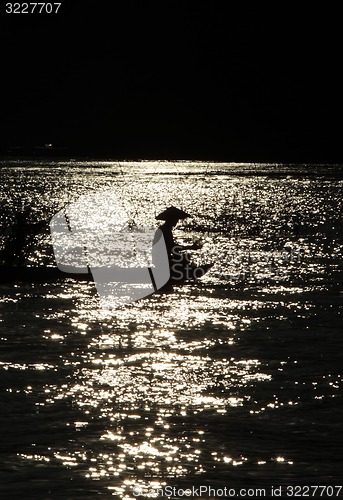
[0, 161, 342, 498]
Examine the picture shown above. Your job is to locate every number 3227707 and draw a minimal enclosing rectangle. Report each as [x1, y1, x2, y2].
[5, 3, 61, 14]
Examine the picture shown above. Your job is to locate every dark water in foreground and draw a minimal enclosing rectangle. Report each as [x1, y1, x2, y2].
[0, 161, 342, 498]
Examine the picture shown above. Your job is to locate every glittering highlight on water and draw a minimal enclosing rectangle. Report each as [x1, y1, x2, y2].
[0, 160, 342, 497]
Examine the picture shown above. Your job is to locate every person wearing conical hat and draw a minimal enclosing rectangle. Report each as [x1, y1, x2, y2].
[155, 206, 191, 222]
[153, 206, 202, 284]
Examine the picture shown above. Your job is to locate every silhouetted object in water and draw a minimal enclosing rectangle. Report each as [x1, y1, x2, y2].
[0, 209, 45, 266]
[153, 206, 208, 286]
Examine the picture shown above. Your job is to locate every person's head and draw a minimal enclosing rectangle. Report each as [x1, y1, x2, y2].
[156, 206, 191, 227]
[165, 216, 180, 228]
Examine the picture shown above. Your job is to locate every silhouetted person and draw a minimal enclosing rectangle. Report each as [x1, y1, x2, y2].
[153, 206, 202, 283]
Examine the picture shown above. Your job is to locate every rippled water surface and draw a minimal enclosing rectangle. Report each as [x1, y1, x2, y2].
[0, 161, 342, 498]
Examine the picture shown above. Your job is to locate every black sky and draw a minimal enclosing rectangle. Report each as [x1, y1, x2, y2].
[1, 2, 342, 161]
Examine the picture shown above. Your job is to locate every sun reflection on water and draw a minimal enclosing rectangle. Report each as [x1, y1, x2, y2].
[15, 288, 276, 491]
[0, 161, 342, 496]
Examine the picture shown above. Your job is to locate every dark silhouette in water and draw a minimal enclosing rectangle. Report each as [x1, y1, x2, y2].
[153, 206, 210, 286]
[0, 206, 213, 288]
[0, 208, 45, 266]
